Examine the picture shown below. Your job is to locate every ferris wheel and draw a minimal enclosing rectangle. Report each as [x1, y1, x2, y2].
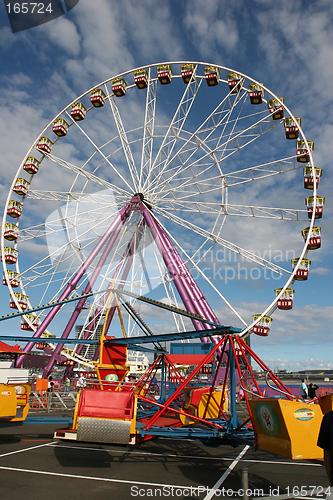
[1, 61, 324, 374]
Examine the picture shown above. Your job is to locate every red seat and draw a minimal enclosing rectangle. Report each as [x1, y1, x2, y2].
[78, 389, 134, 420]
[190, 387, 210, 407]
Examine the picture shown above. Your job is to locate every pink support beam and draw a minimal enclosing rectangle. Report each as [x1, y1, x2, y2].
[16, 204, 131, 368]
[76, 220, 145, 361]
[42, 207, 131, 377]
[139, 199, 221, 346]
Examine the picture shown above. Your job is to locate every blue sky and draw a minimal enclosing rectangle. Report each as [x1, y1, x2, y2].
[0, 0, 332, 371]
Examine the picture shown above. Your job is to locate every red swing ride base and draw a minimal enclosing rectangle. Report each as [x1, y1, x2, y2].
[53, 331, 328, 461]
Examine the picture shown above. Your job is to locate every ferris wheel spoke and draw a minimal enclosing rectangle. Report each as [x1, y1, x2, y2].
[152, 114, 276, 201]
[27, 190, 124, 205]
[153, 104, 276, 200]
[139, 68, 157, 190]
[149, 212, 248, 327]
[63, 111, 135, 193]
[104, 87, 140, 190]
[148, 83, 243, 195]
[154, 206, 292, 277]
[44, 153, 131, 199]
[153, 154, 301, 205]
[222, 156, 301, 187]
[155, 199, 308, 221]
[18, 205, 120, 243]
[152, 163, 223, 204]
[19, 207, 126, 286]
[143, 66, 202, 192]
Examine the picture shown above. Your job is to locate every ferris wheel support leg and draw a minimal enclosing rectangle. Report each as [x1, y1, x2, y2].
[41, 208, 131, 377]
[16, 204, 131, 369]
[226, 336, 242, 431]
[139, 200, 224, 347]
[140, 202, 208, 322]
[75, 222, 145, 360]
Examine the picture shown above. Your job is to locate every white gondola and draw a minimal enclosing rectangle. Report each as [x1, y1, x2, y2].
[267, 97, 284, 120]
[248, 83, 264, 104]
[52, 119, 70, 137]
[23, 157, 40, 175]
[305, 196, 325, 219]
[296, 140, 314, 163]
[303, 167, 322, 190]
[252, 315, 272, 336]
[301, 226, 321, 250]
[112, 78, 127, 96]
[10, 292, 29, 310]
[180, 64, 195, 84]
[21, 314, 40, 331]
[3, 270, 20, 287]
[284, 117, 301, 140]
[4, 222, 19, 241]
[7, 200, 23, 218]
[134, 70, 148, 89]
[90, 88, 106, 107]
[204, 66, 220, 86]
[1, 247, 18, 264]
[227, 72, 242, 93]
[36, 136, 53, 153]
[157, 65, 173, 85]
[291, 258, 311, 281]
[13, 178, 30, 196]
[274, 288, 294, 310]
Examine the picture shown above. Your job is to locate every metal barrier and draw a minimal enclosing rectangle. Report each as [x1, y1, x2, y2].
[29, 391, 77, 412]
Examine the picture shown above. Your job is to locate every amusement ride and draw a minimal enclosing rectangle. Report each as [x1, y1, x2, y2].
[0, 62, 328, 457]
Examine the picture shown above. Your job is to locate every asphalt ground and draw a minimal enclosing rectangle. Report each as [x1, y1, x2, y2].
[0, 410, 330, 500]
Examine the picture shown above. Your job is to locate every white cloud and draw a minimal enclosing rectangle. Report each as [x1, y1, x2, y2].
[0, 27, 28, 49]
[37, 17, 82, 56]
[1, 73, 33, 87]
[184, 0, 239, 58]
[311, 267, 330, 275]
[261, 357, 333, 372]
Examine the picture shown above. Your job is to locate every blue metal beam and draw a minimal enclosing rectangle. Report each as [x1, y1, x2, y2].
[115, 288, 221, 327]
[106, 326, 241, 345]
[0, 336, 97, 345]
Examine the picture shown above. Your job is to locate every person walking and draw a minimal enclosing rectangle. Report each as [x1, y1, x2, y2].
[77, 374, 86, 391]
[47, 376, 54, 393]
[300, 378, 308, 400]
[64, 377, 70, 393]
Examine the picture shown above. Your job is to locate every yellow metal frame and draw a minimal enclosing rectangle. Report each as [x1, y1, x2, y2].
[0, 383, 31, 422]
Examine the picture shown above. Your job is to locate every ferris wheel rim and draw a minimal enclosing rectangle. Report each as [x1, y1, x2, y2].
[1, 60, 320, 353]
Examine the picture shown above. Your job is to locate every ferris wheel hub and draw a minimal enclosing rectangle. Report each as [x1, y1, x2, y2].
[133, 193, 144, 201]
[132, 193, 153, 211]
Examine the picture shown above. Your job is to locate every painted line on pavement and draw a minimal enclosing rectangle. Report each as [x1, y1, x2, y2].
[203, 445, 250, 500]
[0, 465, 203, 490]
[0, 442, 54, 459]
